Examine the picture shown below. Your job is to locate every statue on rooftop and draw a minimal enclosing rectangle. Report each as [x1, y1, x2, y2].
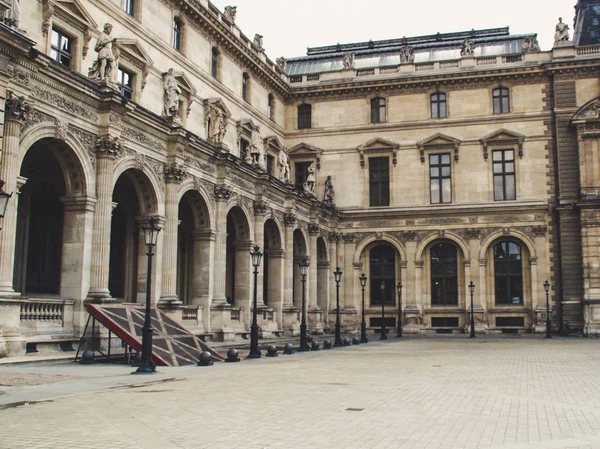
[342, 52, 355, 69]
[276, 57, 286, 70]
[554, 17, 570, 43]
[522, 36, 540, 52]
[399, 45, 415, 64]
[223, 6, 237, 23]
[460, 38, 475, 57]
[253, 33, 264, 50]
[5, 0, 20, 28]
[89, 23, 118, 83]
[249, 129, 264, 166]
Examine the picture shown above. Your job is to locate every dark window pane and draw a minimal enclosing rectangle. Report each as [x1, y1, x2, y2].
[494, 241, 523, 305]
[430, 243, 458, 306]
[50, 28, 72, 68]
[369, 157, 389, 207]
[369, 245, 396, 306]
[298, 104, 312, 129]
[442, 178, 451, 203]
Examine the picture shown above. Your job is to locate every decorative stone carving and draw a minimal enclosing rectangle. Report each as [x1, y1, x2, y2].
[253, 201, 268, 215]
[5, 92, 30, 122]
[214, 185, 233, 201]
[460, 38, 475, 57]
[342, 52, 355, 69]
[121, 126, 166, 153]
[82, 28, 93, 58]
[554, 17, 570, 43]
[41, 0, 53, 36]
[531, 225, 548, 237]
[328, 232, 341, 243]
[308, 224, 320, 236]
[253, 33, 264, 50]
[183, 155, 215, 174]
[342, 233, 356, 243]
[276, 57, 286, 70]
[32, 85, 97, 121]
[522, 36, 540, 52]
[54, 118, 67, 141]
[204, 99, 231, 145]
[465, 228, 482, 240]
[88, 23, 118, 83]
[162, 69, 181, 118]
[323, 175, 335, 205]
[164, 163, 186, 183]
[223, 5, 236, 23]
[416, 217, 463, 226]
[303, 161, 316, 195]
[68, 124, 97, 169]
[402, 231, 418, 241]
[8, 67, 30, 87]
[283, 213, 297, 227]
[574, 100, 600, 119]
[278, 148, 291, 183]
[95, 136, 121, 158]
[399, 45, 415, 64]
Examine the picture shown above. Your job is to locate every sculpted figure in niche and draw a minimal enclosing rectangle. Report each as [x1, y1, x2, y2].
[5, 0, 20, 28]
[89, 23, 118, 82]
[323, 175, 335, 204]
[223, 6, 237, 23]
[460, 38, 475, 57]
[249, 130, 264, 166]
[342, 52, 355, 69]
[278, 148, 291, 183]
[303, 161, 316, 194]
[554, 17, 570, 42]
[208, 108, 225, 143]
[522, 36, 540, 52]
[162, 69, 181, 117]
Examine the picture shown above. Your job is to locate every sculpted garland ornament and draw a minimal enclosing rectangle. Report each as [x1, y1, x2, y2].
[95, 136, 121, 158]
[164, 163, 186, 183]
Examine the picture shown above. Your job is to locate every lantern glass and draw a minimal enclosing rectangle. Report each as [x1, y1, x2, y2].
[250, 245, 263, 268]
[0, 181, 11, 218]
[299, 258, 309, 276]
[543, 280, 550, 293]
[359, 273, 367, 288]
[468, 282, 475, 294]
[334, 267, 342, 283]
[142, 217, 161, 247]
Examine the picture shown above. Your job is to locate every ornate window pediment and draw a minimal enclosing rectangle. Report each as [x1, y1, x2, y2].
[115, 39, 154, 91]
[288, 142, 323, 169]
[263, 136, 285, 176]
[236, 119, 259, 162]
[170, 70, 196, 117]
[357, 137, 400, 168]
[418, 133, 461, 163]
[572, 98, 600, 136]
[480, 128, 525, 160]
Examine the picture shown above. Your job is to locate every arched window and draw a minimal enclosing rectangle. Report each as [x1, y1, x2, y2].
[493, 88, 510, 114]
[298, 104, 312, 129]
[494, 241, 523, 305]
[430, 243, 458, 306]
[369, 245, 396, 306]
[211, 47, 219, 78]
[173, 17, 182, 51]
[370, 97, 386, 123]
[242, 72, 249, 101]
[431, 93, 447, 118]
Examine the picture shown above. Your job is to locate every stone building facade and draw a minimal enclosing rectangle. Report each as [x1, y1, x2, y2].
[0, 0, 599, 356]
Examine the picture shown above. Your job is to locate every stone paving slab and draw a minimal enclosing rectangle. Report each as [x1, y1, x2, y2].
[0, 338, 599, 449]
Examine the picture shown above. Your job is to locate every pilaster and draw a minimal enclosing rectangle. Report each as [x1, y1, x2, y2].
[212, 185, 232, 305]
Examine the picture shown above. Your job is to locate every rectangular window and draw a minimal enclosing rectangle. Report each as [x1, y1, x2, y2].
[267, 155, 274, 175]
[173, 18, 182, 51]
[493, 150, 516, 201]
[50, 28, 72, 68]
[493, 88, 510, 114]
[369, 157, 390, 207]
[239, 139, 249, 161]
[294, 161, 311, 191]
[370, 97, 386, 123]
[211, 48, 219, 78]
[431, 93, 447, 119]
[117, 68, 133, 100]
[298, 104, 312, 129]
[429, 153, 452, 204]
[124, 0, 135, 16]
[268, 94, 274, 120]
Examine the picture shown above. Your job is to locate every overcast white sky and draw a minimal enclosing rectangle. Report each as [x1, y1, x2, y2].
[209, 0, 576, 59]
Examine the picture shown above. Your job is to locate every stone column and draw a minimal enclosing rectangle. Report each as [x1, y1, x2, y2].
[282, 213, 298, 336]
[0, 93, 29, 294]
[307, 224, 323, 333]
[253, 201, 268, 306]
[211, 185, 232, 305]
[234, 240, 252, 328]
[190, 229, 215, 332]
[341, 233, 359, 331]
[266, 248, 284, 329]
[159, 163, 186, 306]
[327, 232, 340, 330]
[87, 136, 121, 301]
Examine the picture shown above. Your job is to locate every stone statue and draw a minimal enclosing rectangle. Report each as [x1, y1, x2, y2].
[276, 57, 286, 70]
[89, 23, 118, 82]
[303, 161, 316, 194]
[460, 38, 475, 57]
[249, 129, 264, 166]
[323, 175, 335, 204]
[223, 6, 237, 23]
[162, 69, 181, 117]
[253, 33, 264, 50]
[399, 45, 415, 64]
[208, 108, 226, 143]
[522, 36, 540, 52]
[278, 149, 291, 183]
[554, 17, 570, 42]
[5, 0, 19, 28]
[342, 52, 355, 69]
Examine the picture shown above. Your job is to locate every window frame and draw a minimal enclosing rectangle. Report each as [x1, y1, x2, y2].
[369, 156, 390, 207]
[431, 92, 447, 119]
[492, 149, 516, 201]
[492, 87, 510, 114]
[370, 96, 387, 124]
[297, 104, 312, 130]
[50, 27, 73, 68]
[123, 0, 135, 16]
[117, 66, 134, 100]
[173, 17, 182, 51]
[430, 242, 459, 307]
[369, 244, 396, 306]
[211, 47, 220, 79]
[268, 94, 275, 121]
[493, 241, 523, 306]
[429, 153, 452, 204]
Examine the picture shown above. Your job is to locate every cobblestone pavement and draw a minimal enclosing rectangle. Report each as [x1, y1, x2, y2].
[1, 337, 600, 449]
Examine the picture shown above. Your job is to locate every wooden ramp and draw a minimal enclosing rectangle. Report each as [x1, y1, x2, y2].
[86, 303, 223, 366]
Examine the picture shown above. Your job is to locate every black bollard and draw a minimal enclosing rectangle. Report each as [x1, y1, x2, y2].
[343, 337, 351, 346]
[226, 348, 240, 362]
[197, 351, 214, 366]
[352, 336, 360, 345]
[266, 345, 278, 357]
[311, 340, 320, 351]
[323, 339, 332, 350]
[283, 343, 295, 355]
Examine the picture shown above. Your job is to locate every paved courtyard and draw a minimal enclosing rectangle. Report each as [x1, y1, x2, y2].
[1, 337, 600, 449]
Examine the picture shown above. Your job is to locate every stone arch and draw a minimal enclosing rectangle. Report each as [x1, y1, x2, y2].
[293, 227, 309, 256]
[264, 218, 283, 249]
[19, 126, 94, 196]
[479, 229, 537, 260]
[177, 180, 213, 230]
[113, 158, 162, 215]
[226, 204, 252, 241]
[416, 231, 470, 261]
[353, 234, 406, 264]
[317, 236, 329, 262]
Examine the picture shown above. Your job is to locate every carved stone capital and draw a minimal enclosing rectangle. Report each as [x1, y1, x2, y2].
[214, 185, 233, 202]
[253, 201, 269, 215]
[465, 228, 482, 240]
[5, 92, 30, 123]
[164, 163, 186, 183]
[283, 213, 297, 227]
[308, 224, 320, 236]
[328, 232, 341, 243]
[402, 231, 418, 242]
[531, 225, 548, 237]
[342, 233, 356, 243]
[95, 136, 121, 159]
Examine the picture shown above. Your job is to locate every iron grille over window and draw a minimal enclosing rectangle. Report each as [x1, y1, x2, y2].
[430, 243, 458, 306]
[493, 150, 516, 201]
[494, 241, 523, 305]
[431, 93, 447, 118]
[369, 157, 389, 207]
[430, 153, 451, 204]
[298, 104, 312, 129]
[50, 29, 72, 68]
[370, 97, 386, 123]
[493, 88, 510, 114]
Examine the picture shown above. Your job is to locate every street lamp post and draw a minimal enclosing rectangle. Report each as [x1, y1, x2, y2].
[135, 216, 161, 374]
[379, 280, 387, 340]
[396, 283, 403, 338]
[248, 245, 263, 359]
[299, 258, 310, 352]
[468, 281, 476, 339]
[544, 280, 552, 339]
[359, 273, 368, 343]
[333, 267, 343, 347]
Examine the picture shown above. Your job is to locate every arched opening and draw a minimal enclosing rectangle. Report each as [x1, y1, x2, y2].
[263, 219, 283, 327]
[430, 242, 459, 306]
[177, 195, 194, 303]
[316, 237, 329, 326]
[225, 206, 251, 314]
[15, 141, 66, 294]
[293, 229, 308, 310]
[493, 241, 523, 306]
[369, 244, 396, 306]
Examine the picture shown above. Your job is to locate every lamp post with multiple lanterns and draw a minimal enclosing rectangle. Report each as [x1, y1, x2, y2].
[298, 258, 310, 352]
[396, 283, 403, 338]
[248, 245, 263, 359]
[379, 280, 387, 340]
[333, 267, 343, 347]
[359, 273, 368, 343]
[135, 216, 162, 374]
[544, 280, 552, 339]
[468, 281, 476, 339]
